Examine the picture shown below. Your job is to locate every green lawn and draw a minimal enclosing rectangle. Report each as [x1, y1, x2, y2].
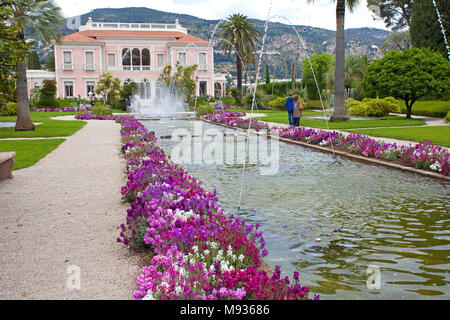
[248, 110, 426, 129]
[0, 139, 66, 170]
[398, 100, 450, 118]
[0, 112, 86, 138]
[347, 126, 450, 148]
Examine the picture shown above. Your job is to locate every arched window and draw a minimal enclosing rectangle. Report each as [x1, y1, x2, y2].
[132, 48, 141, 70]
[142, 49, 150, 70]
[122, 48, 131, 70]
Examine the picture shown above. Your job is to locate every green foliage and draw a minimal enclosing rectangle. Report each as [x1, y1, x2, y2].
[302, 52, 334, 101]
[382, 31, 412, 54]
[305, 100, 328, 110]
[243, 91, 274, 110]
[0, 73, 16, 107]
[158, 63, 198, 101]
[398, 100, 450, 118]
[260, 82, 295, 97]
[218, 13, 262, 91]
[27, 51, 41, 70]
[95, 72, 121, 107]
[363, 48, 450, 118]
[265, 64, 270, 85]
[92, 103, 112, 116]
[410, 0, 449, 58]
[45, 53, 55, 72]
[37, 79, 57, 108]
[445, 110, 450, 123]
[221, 97, 237, 105]
[268, 96, 306, 110]
[366, 0, 413, 31]
[0, 102, 17, 116]
[196, 104, 215, 115]
[348, 97, 401, 117]
[229, 88, 243, 105]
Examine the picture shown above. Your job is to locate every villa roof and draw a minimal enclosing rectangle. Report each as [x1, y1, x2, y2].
[57, 30, 210, 45]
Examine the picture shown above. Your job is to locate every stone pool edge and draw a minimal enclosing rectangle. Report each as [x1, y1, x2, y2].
[200, 118, 450, 183]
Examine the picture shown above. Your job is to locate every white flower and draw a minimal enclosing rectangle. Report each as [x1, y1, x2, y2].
[204, 249, 210, 256]
[238, 254, 245, 262]
[142, 291, 155, 300]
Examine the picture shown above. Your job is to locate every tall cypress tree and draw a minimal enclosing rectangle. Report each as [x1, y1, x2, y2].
[291, 62, 296, 91]
[265, 64, 270, 85]
[410, 0, 449, 58]
[27, 51, 41, 70]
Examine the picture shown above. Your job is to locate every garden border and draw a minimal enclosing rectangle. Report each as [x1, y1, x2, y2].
[200, 118, 450, 183]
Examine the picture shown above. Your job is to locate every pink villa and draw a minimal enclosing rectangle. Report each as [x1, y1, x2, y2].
[28, 18, 227, 100]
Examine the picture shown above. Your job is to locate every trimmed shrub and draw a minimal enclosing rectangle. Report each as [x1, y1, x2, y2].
[196, 104, 215, 115]
[0, 102, 17, 116]
[398, 100, 450, 118]
[268, 96, 306, 110]
[305, 100, 328, 110]
[92, 103, 112, 116]
[37, 80, 58, 108]
[221, 97, 237, 106]
[445, 110, 450, 123]
[349, 97, 400, 117]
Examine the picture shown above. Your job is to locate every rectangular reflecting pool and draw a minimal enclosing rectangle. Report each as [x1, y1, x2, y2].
[144, 119, 450, 300]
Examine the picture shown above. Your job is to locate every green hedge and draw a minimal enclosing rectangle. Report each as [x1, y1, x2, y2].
[305, 100, 328, 110]
[196, 104, 215, 115]
[398, 100, 450, 118]
[0, 102, 17, 116]
[92, 104, 112, 116]
[268, 96, 306, 110]
[348, 97, 400, 117]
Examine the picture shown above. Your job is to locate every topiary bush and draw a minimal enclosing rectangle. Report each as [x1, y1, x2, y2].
[0, 102, 17, 116]
[37, 79, 58, 108]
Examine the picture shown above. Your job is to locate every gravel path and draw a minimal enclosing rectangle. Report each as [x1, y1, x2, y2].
[0, 120, 139, 300]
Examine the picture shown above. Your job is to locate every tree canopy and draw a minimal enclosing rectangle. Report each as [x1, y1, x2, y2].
[410, 0, 449, 59]
[367, 0, 413, 30]
[363, 47, 450, 118]
[302, 52, 334, 101]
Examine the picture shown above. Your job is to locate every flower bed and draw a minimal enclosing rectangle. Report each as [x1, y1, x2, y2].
[214, 110, 246, 117]
[214, 104, 240, 110]
[116, 116, 316, 300]
[204, 114, 269, 131]
[34, 107, 91, 112]
[75, 112, 116, 120]
[205, 114, 450, 176]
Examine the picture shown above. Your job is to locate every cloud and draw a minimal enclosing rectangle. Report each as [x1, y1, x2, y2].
[54, 0, 389, 30]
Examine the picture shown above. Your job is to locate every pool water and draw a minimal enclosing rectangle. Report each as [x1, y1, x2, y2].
[0, 122, 16, 128]
[144, 119, 450, 300]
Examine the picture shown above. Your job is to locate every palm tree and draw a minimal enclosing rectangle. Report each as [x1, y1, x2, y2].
[7, 0, 64, 131]
[308, 0, 360, 121]
[218, 14, 262, 96]
[326, 55, 368, 91]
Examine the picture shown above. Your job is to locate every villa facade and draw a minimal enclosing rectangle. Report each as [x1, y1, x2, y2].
[44, 18, 225, 100]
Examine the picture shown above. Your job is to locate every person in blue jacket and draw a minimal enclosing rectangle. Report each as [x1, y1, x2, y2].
[285, 94, 295, 126]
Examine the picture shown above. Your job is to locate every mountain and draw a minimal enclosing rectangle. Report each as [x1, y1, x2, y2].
[36, 7, 391, 78]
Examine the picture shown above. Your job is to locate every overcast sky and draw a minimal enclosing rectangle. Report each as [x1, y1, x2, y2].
[54, 0, 389, 31]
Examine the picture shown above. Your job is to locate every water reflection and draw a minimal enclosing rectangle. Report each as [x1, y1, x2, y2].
[144, 119, 450, 300]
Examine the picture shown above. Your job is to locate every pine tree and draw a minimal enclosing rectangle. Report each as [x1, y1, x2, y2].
[410, 0, 449, 58]
[45, 53, 55, 72]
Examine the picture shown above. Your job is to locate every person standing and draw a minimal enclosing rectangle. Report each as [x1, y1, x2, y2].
[285, 94, 295, 126]
[293, 94, 303, 127]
